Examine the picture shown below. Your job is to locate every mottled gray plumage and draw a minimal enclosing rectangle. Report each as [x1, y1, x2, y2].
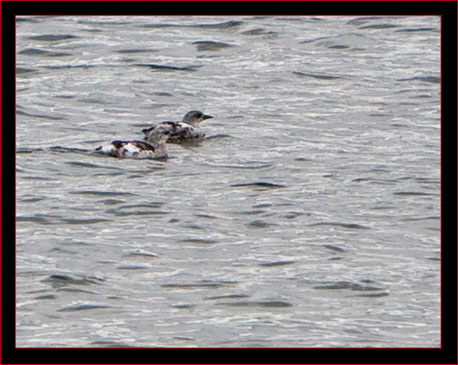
[142, 110, 213, 143]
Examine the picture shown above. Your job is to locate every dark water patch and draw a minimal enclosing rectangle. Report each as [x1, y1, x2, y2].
[139, 23, 180, 29]
[119, 202, 165, 209]
[231, 181, 285, 189]
[323, 244, 345, 253]
[211, 161, 272, 169]
[370, 205, 396, 210]
[117, 48, 156, 54]
[206, 294, 250, 300]
[195, 20, 244, 29]
[162, 281, 236, 290]
[359, 24, 400, 30]
[295, 157, 312, 161]
[313, 281, 384, 291]
[218, 300, 292, 308]
[43, 274, 104, 288]
[19, 48, 71, 57]
[65, 161, 102, 169]
[283, 212, 304, 219]
[17, 109, 65, 120]
[352, 178, 370, 182]
[242, 28, 277, 36]
[77, 19, 131, 26]
[356, 292, 390, 298]
[60, 240, 91, 247]
[193, 41, 233, 51]
[293, 71, 342, 80]
[35, 294, 57, 300]
[309, 222, 369, 230]
[185, 224, 204, 230]
[61, 218, 110, 225]
[133, 63, 197, 72]
[43, 64, 95, 70]
[99, 199, 125, 205]
[397, 76, 440, 84]
[55, 94, 77, 99]
[238, 209, 265, 215]
[117, 265, 149, 270]
[79, 98, 110, 105]
[259, 260, 295, 267]
[174, 336, 196, 342]
[300, 36, 330, 44]
[17, 17, 40, 23]
[91, 341, 132, 347]
[369, 113, 390, 117]
[17, 147, 44, 153]
[70, 190, 135, 197]
[328, 44, 350, 49]
[254, 203, 272, 208]
[346, 16, 399, 25]
[123, 250, 158, 258]
[28, 34, 79, 41]
[195, 213, 218, 219]
[17, 214, 58, 225]
[19, 176, 53, 181]
[17, 67, 37, 74]
[246, 220, 277, 229]
[107, 209, 169, 217]
[18, 48, 49, 55]
[19, 197, 45, 203]
[82, 29, 103, 33]
[205, 133, 232, 140]
[395, 28, 437, 33]
[140, 20, 243, 30]
[393, 191, 434, 197]
[58, 303, 110, 312]
[179, 238, 219, 245]
[401, 216, 440, 222]
[93, 171, 128, 177]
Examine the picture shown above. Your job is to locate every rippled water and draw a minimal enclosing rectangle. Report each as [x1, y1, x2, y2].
[16, 16, 440, 347]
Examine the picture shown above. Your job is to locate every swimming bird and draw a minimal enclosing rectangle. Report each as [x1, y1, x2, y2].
[95, 129, 171, 159]
[142, 110, 213, 143]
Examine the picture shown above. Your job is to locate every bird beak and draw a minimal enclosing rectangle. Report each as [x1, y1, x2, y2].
[203, 114, 213, 120]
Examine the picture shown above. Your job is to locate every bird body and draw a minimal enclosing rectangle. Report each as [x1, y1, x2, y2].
[142, 110, 213, 143]
[96, 129, 170, 159]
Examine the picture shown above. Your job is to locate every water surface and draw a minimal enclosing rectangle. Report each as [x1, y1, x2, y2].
[16, 16, 440, 347]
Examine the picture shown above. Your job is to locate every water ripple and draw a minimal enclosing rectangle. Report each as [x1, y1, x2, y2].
[193, 41, 233, 51]
[42, 274, 104, 288]
[217, 300, 293, 308]
[231, 182, 286, 189]
[133, 63, 198, 72]
[293, 71, 342, 80]
[58, 303, 110, 312]
[309, 222, 369, 230]
[28, 34, 79, 41]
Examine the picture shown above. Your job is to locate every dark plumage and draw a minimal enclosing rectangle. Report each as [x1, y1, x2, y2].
[96, 129, 170, 159]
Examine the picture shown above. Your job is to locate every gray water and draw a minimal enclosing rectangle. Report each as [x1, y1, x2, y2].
[16, 16, 441, 348]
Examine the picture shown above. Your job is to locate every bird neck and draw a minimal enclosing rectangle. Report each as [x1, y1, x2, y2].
[153, 140, 168, 157]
